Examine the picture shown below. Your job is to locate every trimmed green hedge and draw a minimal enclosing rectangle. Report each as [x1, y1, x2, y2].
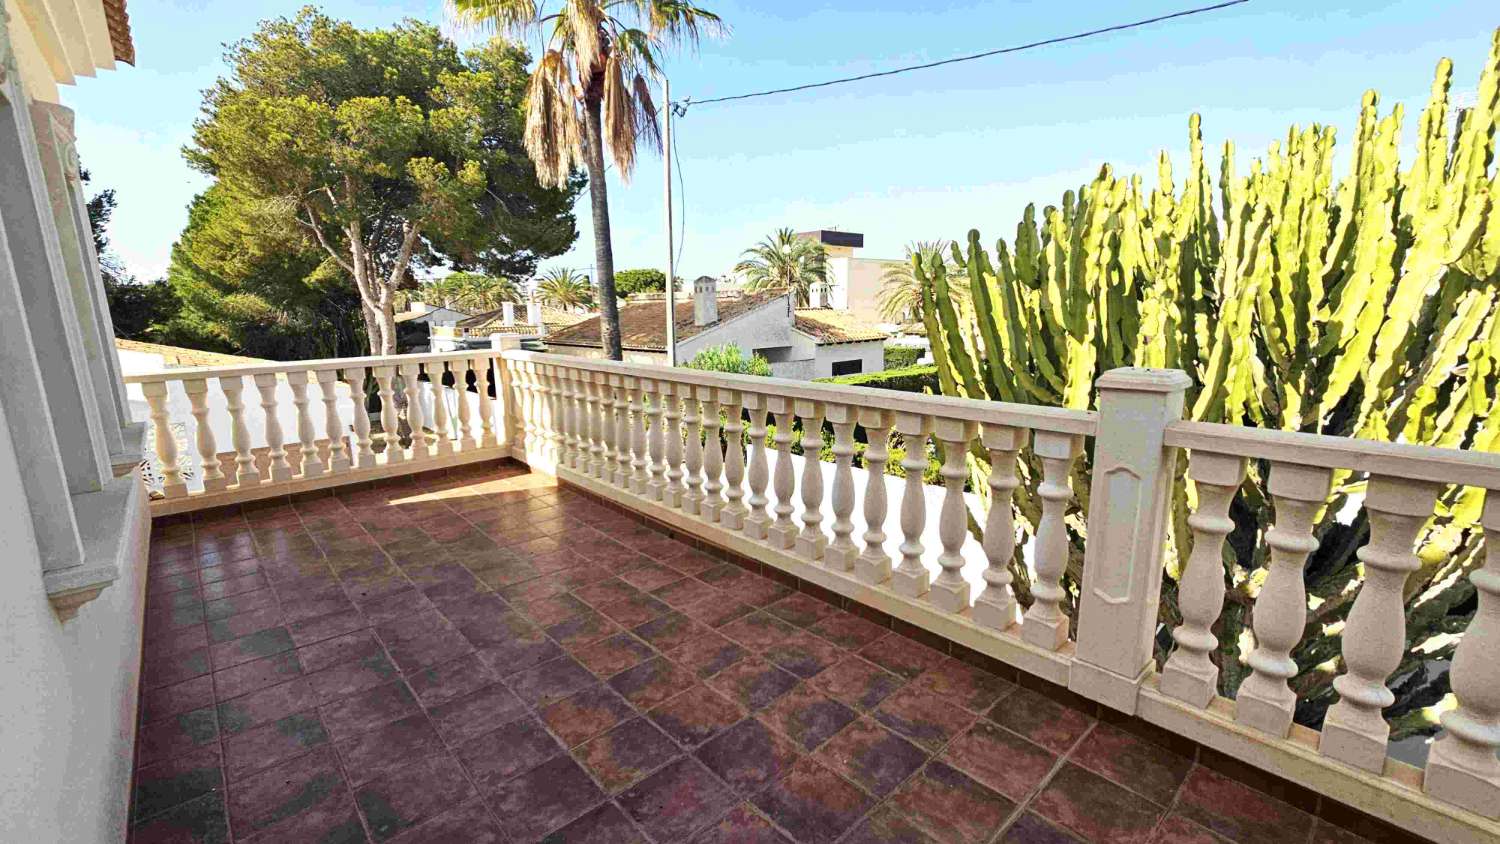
[815, 364, 939, 394]
[883, 345, 922, 369]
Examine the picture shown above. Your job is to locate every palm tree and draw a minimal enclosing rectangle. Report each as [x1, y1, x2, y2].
[447, 0, 726, 360]
[535, 267, 595, 310]
[451, 273, 520, 311]
[734, 228, 828, 306]
[877, 240, 967, 323]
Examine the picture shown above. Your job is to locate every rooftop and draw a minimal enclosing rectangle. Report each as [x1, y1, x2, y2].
[130, 462, 1384, 844]
[455, 305, 592, 334]
[793, 309, 889, 344]
[546, 290, 786, 351]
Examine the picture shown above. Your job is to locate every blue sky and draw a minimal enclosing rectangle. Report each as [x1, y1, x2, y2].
[63, 1, 1496, 283]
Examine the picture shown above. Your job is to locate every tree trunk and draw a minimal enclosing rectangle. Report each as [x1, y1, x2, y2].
[581, 93, 622, 361]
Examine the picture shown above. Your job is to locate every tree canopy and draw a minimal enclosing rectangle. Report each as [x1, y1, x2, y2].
[185, 7, 580, 353]
[736, 228, 829, 306]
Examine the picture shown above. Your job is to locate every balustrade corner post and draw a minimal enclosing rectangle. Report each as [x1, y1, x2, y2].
[891, 411, 933, 598]
[854, 408, 895, 585]
[1067, 367, 1189, 715]
[1320, 475, 1441, 773]
[1237, 462, 1331, 736]
[973, 424, 1025, 630]
[794, 399, 828, 560]
[1424, 492, 1500, 818]
[699, 385, 725, 521]
[824, 404, 859, 571]
[1160, 450, 1246, 708]
[766, 396, 799, 550]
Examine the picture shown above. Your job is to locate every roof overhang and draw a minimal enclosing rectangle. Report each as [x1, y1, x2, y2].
[5, 0, 133, 100]
[796, 230, 864, 249]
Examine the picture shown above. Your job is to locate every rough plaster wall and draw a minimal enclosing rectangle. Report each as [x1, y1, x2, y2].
[812, 341, 886, 378]
[0, 399, 148, 843]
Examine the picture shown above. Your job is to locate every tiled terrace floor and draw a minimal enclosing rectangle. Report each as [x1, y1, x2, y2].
[133, 461, 1380, 844]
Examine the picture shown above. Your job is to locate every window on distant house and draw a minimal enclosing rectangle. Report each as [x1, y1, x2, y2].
[831, 359, 862, 376]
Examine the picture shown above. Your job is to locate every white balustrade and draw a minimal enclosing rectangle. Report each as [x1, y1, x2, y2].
[1022, 430, 1082, 650]
[744, 394, 772, 541]
[400, 362, 427, 461]
[855, 408, 894, 585]
[473, 357, 497, 448]
[254, 372, 293, 481]
[221, 376, 259, 485]
[794, 399, 827, 560]
[454, 361, 475, 451]
[344, 368, 373, 469]
[767, 396, 798, 549]
[612, 376, 631, 488]
[973, 424, 1024, 630]
[142, 380, 186, 497]
[663, 384, 686, 508]
[318, 369, 351, 472]
[646, 380, 667, 502]
[287, 370, 323, 476]
[719, 390, 747, 530]
[183, 378, 226, 492]
[1320, 475, 1441, 772]
[585, 372, 604, 477]
[683, 388, 705, 514]
[628, 379, 649, 495]
[1161, 450, 1246, 707]
[1237, 462, 1332, 735]
[824, 404, 858, 571]
[930, 418, 978, 613]
[373, 366, 401, 465]
[431, 362, 453, 456]
[891, 412, 933, 598]
[700, 386, 724, 520]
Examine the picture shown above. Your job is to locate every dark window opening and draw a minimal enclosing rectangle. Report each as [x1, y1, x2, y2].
[831, 359, 863, 376]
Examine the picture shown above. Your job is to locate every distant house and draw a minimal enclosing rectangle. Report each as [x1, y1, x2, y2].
[795, 230, 902, 323]
[545, 277, 887, 380]
[395, 300, 471, 328]
[430, 301, 592, 351]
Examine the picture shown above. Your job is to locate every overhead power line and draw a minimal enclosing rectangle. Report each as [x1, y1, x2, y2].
[674, 0, 1250, 111]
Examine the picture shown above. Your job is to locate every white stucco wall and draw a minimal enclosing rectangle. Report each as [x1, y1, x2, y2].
[0, 399, 149, 843]
[812, 341, 886, 379]
[827, 256, 899, 322]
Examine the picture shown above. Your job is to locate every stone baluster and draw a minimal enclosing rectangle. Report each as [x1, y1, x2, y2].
[574, 370, 590, 471]
[545, 366, 566, 470]
[663, 384, 686, 508]
[373, 366, 402, 464]
[613, 376, 631, 488]
[628, 379, 649, 494]
[1424, 492, 1500, 818]
[824, 404, 859, 571]
[891, 413, 934, 597]
[682, 389, 705, 514]
[597, 373, 616, 481]
[700, 386, 724, 520]
[400, 362, 428, 461]
[1160, 451, 1247, 707]
[184, 378, 226, 492]
[1319, 475, 1440, 772]
[930, 419, 979, 612]
[473, 356, 497, 448]
[221, 376, 259, 485]
[534, 365, 555, 465]
[718, 390, 746, 529]
[794, 400, 828, 560]
[767, 396, 798, 549]
[855, 409, 895, 585]
[1237, 463, 1331, 735]
[254, 372, 293, 481]
[585, 373, 604, 476]
[645, 381, 667, 501]
[973, 425, 1025, 630]
[521, 363, 542, 462]
[1022, 431, 1083, 650]
[744, 395, 772, 540]
[454, 360, 475, 451]
[317, 369, 351, 472]
[142, 380, 187, 497]
[430, 362, 453, 455]
[287, 370, 323, 476]
[344, 369, 374, 469]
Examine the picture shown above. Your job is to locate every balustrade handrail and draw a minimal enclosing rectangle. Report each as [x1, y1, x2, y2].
[122, 349, 499, 384]
[1168, 418, 1500, 488]
[499, 350, 1099, 436]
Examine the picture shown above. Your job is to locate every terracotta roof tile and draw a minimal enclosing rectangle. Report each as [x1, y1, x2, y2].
[103, 0, 135, 65]
[456, 305, 591, 333]
[793, 310, 889, 344]
[546, 291, 788, 352]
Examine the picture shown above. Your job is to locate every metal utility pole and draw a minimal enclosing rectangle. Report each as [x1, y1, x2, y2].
[663, 75, 677, 366]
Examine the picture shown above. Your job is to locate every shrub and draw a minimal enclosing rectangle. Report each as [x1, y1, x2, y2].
[816, 364, 938, 394]
[883, 344, 922, 369]
[684, 344, 772, 377]
[615, 268, 670, 297]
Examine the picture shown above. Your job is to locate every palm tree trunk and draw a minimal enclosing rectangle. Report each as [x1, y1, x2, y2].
[582, 93, 622, 361]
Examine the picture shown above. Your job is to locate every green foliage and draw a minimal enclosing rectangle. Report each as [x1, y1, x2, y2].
[882, 345, 923, 370]
[817, 364, 939, 393]
[878, 240, 966, 323]
[736, 228, 829, 306]
[415, 273, 520, 312]
[922, 32, 1500, 736]
[185, 7, 579, 352]
[614, 268, 671, 297]
[83, 167, 183, 341]
[535, 267, 595, 309]
[685, 344, 772, 377]
[165, 183, 363, 360]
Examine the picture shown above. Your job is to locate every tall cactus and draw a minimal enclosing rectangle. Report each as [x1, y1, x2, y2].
[921, 30, 1500, 739]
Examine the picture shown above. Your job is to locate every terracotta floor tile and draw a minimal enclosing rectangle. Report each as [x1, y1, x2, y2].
[633, 611, 713, 652]
[669, 633, 749, 680]
[1032, 763, 1166, 844]
[142, 675, 217, 724]
[319, 681, 422, 742]
[651, 576, 722, 609]
[383, 628, 474, 674]
[815, 717, 927, 798]
[541, 684, 637, 748]
[987, 687, 1095, 754]
[764, 592, 839, 628]
[509, 655, 597, 708]
[572, 577, 642, 608]
[719, 612, 800, 651]
[427, 682, 526, 745]
[213, 650, 303, 700]
[131, 792, 232, 844]
[807, 612, 889, 650]
[860, 635, 947, 680]
[810, 655, 906, 711]
[680, 594, 757, 628]
[386, 799, 503, 844]
[353, 753, 475, 841]
[488, 754, 604, 841]
[471, 628, 565, 676]
[763, 629, 844, 679]
[144, 647, 212, 691]
[306, 651, 402, 704]
[288, 609, 370, 648]
[874, 685, 977, 752]
[136, 706, 220, 769]
[610, 655, 699, 709]
[209, 627, 295, 671]
[751, 756, 873, 844]
[758, 683, 857, 751]
[132, 745, 224, 825]
[1174, 766, 1315, 844]
[911, 657, 1016, 713]
[598, 592, 673, 627]
[1151, 813, 1233, 844]
[1069, 723, 1192, 806]
[845, 803, 942, 844]
[542, 801, 648, 843]
[576, 717, 683, 793]
[458, 715, 563, 789]
[885, 761, 1015, 844]
[619, 756, 738, 843]
[545, 609, 622, 649]
[206, 605, 286, 645]
[336, 713, 446, 787]
[1001, 812, 1087, 843]
[940, 720, 1057, 801]
[649, 685, 745, 748]
[296, 630, 384, 674]
[573, 632, 657, 677]
[406, 652, 497, 708]
[691, 802, 794, 844]
[226, 747, 360, 842]
[707, 658, 801, 712]
[696, 718, 803, 795]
